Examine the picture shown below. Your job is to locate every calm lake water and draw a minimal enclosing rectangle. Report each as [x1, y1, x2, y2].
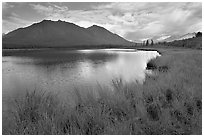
[2, 48, 160, 105]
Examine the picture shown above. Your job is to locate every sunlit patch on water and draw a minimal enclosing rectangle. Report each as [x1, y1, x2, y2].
[2, 48, 160, 104]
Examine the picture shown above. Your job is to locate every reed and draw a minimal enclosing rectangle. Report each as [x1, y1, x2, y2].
[3, 48, 202, 135]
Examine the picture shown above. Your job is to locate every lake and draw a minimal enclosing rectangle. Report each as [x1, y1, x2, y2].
[2, 48, 160, 106]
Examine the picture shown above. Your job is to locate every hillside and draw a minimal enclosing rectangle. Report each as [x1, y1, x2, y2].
[154, 33, 202, 49]
[3, 20, 133, 49]
[166, 35, 202, 49]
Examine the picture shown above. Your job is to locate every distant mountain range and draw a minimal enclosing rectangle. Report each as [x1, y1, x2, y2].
[3, 20, 133, 49]
[177, 33, 196, 41]
[164, 33, 196, 42]
[139, 32, 197, 43]
[156, 33, 196, 43]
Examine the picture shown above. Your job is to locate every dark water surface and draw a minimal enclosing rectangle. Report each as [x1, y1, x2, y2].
[3, 48, 160, 105]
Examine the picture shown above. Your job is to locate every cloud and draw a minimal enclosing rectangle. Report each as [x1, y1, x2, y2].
[30, 3, 69, 18]
[2, 2, 14, 10]
[3, 2, 202, 42]
[3, 16, 34, 34]
[3, 18, 33, 34]
[94, 2, 202, 41]
[29, 3, 117, 33]
[3, 7, 35, 33]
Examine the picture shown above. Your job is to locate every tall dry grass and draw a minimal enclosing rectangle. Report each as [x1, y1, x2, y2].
[2, 49, 202, 135]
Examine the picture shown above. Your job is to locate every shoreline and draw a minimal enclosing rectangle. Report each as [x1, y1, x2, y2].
[2, 47, 202, 135]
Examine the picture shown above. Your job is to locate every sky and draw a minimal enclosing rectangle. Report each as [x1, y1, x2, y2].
[2, 2, 202, 42]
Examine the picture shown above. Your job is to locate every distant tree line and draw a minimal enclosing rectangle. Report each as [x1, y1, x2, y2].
[140, 32, 202, 49]
[142, 39, 154, 46]
[158, 32, 202, 49]
[196, 32, 202, 37]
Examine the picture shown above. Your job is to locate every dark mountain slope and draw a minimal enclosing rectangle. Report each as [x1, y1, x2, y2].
[3, 20, 132, 49]
[87, 25, 130, 45]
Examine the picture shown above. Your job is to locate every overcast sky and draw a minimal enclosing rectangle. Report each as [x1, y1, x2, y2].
[2, 2, 202, 42]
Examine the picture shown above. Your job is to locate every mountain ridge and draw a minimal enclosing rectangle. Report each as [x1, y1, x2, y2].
[3, 20, 133, 49]
[158, 32, 197, 42]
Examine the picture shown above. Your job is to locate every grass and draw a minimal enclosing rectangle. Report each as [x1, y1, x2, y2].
[2, 48, 202, 135]
[167, 36, 202, 49]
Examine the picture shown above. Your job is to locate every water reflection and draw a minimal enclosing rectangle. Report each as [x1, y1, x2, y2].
[2, 49, 160, 99]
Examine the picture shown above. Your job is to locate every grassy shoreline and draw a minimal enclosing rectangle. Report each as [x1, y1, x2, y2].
[3, 47, 202, 135]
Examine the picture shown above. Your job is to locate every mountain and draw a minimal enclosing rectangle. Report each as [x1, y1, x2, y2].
[87, 25, 130, 45]
[164, 35, 202, 49]
[177, 33, 196, 41]
[3, 20, 132, 49]
[161, 35, 180, 42]
[155, 33, 196, 42]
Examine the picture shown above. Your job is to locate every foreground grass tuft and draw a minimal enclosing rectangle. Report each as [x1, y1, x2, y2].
[3, 48, 202, 135]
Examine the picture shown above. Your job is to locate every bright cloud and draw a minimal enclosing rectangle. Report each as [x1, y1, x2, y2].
[2, 2, 202, 42]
